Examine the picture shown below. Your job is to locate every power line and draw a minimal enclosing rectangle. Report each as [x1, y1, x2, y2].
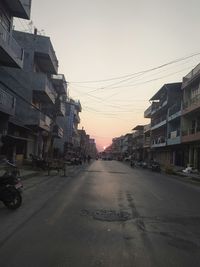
[69, 52, 200, 85]
[70, 64, 196, 108]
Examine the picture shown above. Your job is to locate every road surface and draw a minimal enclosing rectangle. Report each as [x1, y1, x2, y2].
[0, 160, 200, 267]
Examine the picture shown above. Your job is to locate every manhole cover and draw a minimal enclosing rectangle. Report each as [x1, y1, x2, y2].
[80, 209, 132, 222]
[93, 210, 131, 221]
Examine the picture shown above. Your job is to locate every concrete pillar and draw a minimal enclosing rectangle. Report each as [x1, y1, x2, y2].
[194, 147, 198, 169]
[37, 132, 43, 158]
[189, 146, 193, 167]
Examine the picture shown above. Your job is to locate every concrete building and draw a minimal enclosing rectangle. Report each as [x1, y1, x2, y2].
[132, 125, 144, 161]
[88, 138, 97, 158]
[144, 83, 183, 167]
[66, 99, 81, 148]
[121, 133, 132, 156]
[143, 123, 151, 162]
[181, 63, 200, 169]
[0, 1, 32, 162]
[54, 98, 82, 157]
[0, 29, 65, 162]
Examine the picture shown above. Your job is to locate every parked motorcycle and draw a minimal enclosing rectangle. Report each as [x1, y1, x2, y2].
[150, 161, 161, 172]
[0, 160, 23, 210]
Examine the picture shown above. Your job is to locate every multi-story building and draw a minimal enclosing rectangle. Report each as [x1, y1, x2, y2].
[111, 136, 124, 159]
[0, 1, 32, 162]
[0, 30, 63, 162]
[143, 123, 151, 162]
[145, 82, 183, 166]
[132, 125, 144, 161]
[121, 133, 132, 156]
[181, 63, 200, 169]
[88, 138, 97, 158]
[58, 98, 82, 156]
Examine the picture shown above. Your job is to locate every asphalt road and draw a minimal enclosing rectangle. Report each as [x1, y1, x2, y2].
[0, 160, 200, 267]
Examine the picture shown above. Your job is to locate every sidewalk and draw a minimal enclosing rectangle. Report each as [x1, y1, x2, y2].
[175, 171, 200, 183]
[19, 163, 87, 180]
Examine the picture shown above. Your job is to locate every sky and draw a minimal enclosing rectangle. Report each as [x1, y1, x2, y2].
[14, 0, 200, 150]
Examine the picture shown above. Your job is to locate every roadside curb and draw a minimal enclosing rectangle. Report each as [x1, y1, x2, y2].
[20, 163, 89, 180]
[122, 161, 200, 186]
[21, 171, 45, 180]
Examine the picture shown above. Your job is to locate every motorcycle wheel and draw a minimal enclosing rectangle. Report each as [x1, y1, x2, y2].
[3, 189, 22, 210]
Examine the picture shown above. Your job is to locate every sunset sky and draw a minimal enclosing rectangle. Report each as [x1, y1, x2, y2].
[14, 0, 200, 150]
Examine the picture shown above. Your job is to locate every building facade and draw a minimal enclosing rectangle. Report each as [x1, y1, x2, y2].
[0, 29, 69, 162]
[181, 63, 200, 169]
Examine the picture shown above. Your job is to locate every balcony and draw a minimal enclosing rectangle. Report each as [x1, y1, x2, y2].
[0, 24, 24, 68]
[34, 35, 58, 74]
[56, 99, 65, 117]
[151, 99, 168, 115]
[151, 116, 167, 130]
[182, 63, 200, 89]
[144, 105, 152, 118]
[143, 137, 151, 148]
[182, 94, 200, 115]
[72, 125, 78, 136]
[74, 100, 82, 112]
[25, 110, 51, 132]
[144, 124, 151, 133]
[51, 74, 67, 95]
[182, 127, 200, 143]
[32, 73, 57, 104]
[0, 86, 16, 116]
[74, 113, 80, 124]
[168, 104, 181, 121]
[4, 0, 31, 19]
[167, 130, 181, 145]
[52, 125, 64, 139]
[151, 137, 166, 148]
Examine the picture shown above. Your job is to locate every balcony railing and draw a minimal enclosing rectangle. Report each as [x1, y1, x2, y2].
[51, 74, 67, 95]
[151, 116, 167, 130]
[34, 36, 58, 74]
[151, 99, 168, 115]
[167, 130, 181, 145]
[182, 63, 200, 89]
[182, 127, 200, 136]
[144, 124, 151, 133]
[143, 137, 151, 147]
[183, 94, 200, 114]
[144, 105, 152, 118]
[32, 73, 57, 104]
[74, 113, 80, 123]
[0, 23, 23, 66]
[182, 127, 200, 143]
[168, 103, 181, 117]
[168, 130, 180, 139]
[151, 137, 166, 147]
[52, 125, 64, 139]
[26, 109, 51, 132]
[56, 100, 65, 116]
[0, 86, 16, 116]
